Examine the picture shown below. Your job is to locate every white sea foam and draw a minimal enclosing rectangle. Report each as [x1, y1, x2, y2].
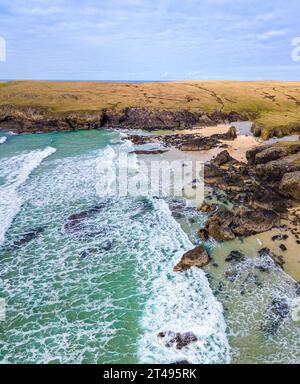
[0, 136, 229, 364]
[0, 147, 56, 246]
[0, 136, 7, 144]
[137, 199, 230, 364]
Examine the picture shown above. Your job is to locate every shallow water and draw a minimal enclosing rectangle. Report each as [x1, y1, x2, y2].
[174, 201, 300, 364]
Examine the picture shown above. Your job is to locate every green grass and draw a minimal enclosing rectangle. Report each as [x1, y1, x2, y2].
[1, 80, 300, 138]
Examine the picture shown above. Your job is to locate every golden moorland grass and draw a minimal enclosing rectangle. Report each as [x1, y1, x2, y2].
[1, 80, 300, 137]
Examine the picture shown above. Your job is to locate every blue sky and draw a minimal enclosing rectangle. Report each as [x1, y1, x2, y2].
[0, 0, 300, 80]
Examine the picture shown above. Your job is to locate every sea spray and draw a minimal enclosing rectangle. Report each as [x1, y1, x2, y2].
[0, 147, 56, 246]
[0, 136, 7, 144]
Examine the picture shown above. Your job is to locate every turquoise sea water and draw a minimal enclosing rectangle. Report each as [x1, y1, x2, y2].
[0, 129, 229, 364]
[1, 129, 300, 364]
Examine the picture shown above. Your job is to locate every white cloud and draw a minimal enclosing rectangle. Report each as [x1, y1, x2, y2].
[258, 29, 289, 40]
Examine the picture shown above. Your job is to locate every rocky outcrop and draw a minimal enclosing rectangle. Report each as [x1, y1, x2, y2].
[204, 142, 300, 216]
[202, 207, 280, 241]
[8, 226, 46, 249]
[101, 107, 202, 130]
[0, 105, 246, 134]
[173, 245, 210, 272]
[211, 150, 235, 166]
[246, 144, 272, 165]
[247, 142, 300, 166]
[0, 106, 102, 133]
[127, 132, 231, 152]
[197, 202, 217, 213]
[129, 149, 168, 155]
[64, 204, 104, 234]
[157, 331, 198, 350]
[202, 207, 236, 241]
[225, 250, 245, 263]
[254, 153, 300, 182]
[261, 298, 290, 335]
[279, 171, 300, 199]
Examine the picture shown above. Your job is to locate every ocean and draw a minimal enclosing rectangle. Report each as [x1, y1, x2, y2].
[0, 129, 299, 364]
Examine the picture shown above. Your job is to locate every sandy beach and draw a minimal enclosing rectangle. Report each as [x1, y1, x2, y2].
[153, 122, 300, 283]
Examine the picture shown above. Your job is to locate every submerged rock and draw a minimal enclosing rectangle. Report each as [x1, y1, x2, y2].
[157, 331, 198, 350]
[64, 204, 104, 233]
[173, 245, 210, 272]
[172, 360, 190, 364]
[80, 247, 99, 258]
[261, 298, 290, 336]
[10, 226, 45, 249]
[225, 250, 245, 263]
[258, 247, 285, 268]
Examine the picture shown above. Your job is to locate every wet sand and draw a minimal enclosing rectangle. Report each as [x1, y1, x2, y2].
[211, 226, 300, 282]
[172, 122, 263, 163]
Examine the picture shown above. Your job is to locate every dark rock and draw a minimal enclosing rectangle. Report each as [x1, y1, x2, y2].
[197, 202, 217, 213]
[225, 250, 245, 263]
[64, 204, 104, 233]
[261, 298, 290, 336]
[204, 207, 280, 241]
[233, 208, 280, 236]
[129, 149, 168, 155]
[244, 272, 262, 288]
[172, 360, 190, 365]
[173, 245, 210, 272]
[251, 123, 262, 138]
[198, 228, 210, 241]
[254, 146, 290, 164]
[80, 247, 99, 258]
[157, 331, 198, 350]
[225, 271, 239, 283]
[246, 144, 272, 165]
[101, 240, 114, 251]
[104, 107, 202, 130]
[126, 135, 153, 145]
[212, 150, 234, 166]
[254, 153, 300, 183]
[258, 247, 285, 268]
[247, 142, 300, 165]
[279, 244, 287, 252]
[11, 226, 45, 249]
[258, 247, 271, 257]
[271, 234, 289, 241]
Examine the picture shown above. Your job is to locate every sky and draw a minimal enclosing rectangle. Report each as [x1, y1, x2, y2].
[0, 0, 300, 80]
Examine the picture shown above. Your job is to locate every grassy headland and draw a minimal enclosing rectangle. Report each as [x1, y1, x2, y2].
[1, 80, 300, 138]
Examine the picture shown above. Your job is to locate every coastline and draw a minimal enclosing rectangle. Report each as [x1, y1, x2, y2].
[2, 80, 300, 139]
[126, 122, 300, 283]
[1, 126, 300, 363]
